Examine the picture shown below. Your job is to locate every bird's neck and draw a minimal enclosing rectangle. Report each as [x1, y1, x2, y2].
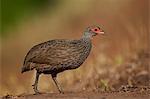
[81, 37, 91, 43]
[81, 33, 92, 45]
[82, 32, 92, 39]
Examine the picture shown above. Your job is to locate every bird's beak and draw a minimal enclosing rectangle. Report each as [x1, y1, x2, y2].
[97, 30, 105, 35]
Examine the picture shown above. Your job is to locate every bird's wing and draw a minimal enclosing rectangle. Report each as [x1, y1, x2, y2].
[24, 39, 85, 66]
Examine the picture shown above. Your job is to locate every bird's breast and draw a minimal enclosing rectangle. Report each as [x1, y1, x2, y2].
[64, 41, 92, 70]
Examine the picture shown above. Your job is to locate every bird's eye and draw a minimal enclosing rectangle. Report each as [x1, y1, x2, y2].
[94, 28, 98, 31]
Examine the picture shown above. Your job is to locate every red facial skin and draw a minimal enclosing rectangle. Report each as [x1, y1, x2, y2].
[91, 27, 104, 34]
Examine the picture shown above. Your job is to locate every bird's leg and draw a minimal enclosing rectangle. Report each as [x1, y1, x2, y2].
[32, 71, 40, 94]
[51, 74, 64, 94]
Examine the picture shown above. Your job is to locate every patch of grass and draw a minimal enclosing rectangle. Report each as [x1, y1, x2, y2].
[99, 79, 110, 91]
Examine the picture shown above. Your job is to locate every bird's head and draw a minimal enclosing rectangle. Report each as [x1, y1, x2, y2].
[83, 25, 104, 38]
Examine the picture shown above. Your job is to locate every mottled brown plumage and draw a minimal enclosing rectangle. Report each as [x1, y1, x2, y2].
[21, 25, 104, 94]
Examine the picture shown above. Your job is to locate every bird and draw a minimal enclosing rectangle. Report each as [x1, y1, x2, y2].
[21, 25, 105, 94]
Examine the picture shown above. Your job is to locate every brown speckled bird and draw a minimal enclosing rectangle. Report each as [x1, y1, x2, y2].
[21, 25, 105, 94]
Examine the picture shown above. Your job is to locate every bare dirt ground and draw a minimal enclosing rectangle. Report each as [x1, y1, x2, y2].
[2, 91, 149, 99]
[2, 86, 150, 99]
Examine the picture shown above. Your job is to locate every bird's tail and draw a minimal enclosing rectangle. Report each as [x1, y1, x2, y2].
[21, 66, 28, 73]
[21, 63, 35, 73]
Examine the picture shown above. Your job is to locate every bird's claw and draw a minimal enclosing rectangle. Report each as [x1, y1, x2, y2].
[58, 88, 64, 94]
[32, 84, 40, 94]
[34, 91, 41, 95]
[60, 91, 64, 94]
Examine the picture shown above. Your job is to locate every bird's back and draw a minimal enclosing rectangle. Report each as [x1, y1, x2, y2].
[22, 38, 92, 73]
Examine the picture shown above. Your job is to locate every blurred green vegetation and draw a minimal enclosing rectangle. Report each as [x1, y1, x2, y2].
[1, 0, 59, 38]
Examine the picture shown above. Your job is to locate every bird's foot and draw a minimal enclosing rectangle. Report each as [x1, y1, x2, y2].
[60, 91, 64, 94]
[58, 89, 64, 94]
[34, 91, 41, 95]
[32, 84, 41, 95]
